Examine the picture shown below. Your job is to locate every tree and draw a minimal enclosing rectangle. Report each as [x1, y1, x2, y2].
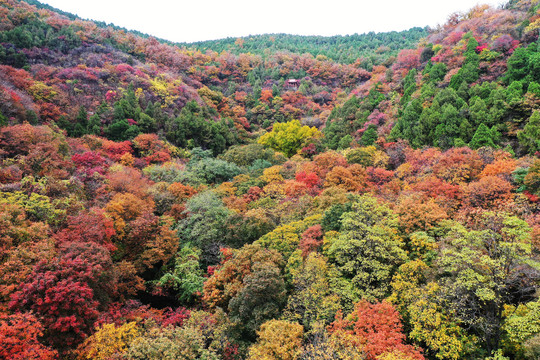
[321, 202, 353, 232]
[326, 195, 407, 300]
[469, 123, 496, 149]
[220, 143, 280, 167]
[395, 195, 448, 236]
[312, 151, 348, 178]
[345, 146, 386, 168]
[123, 324, 219, 360]
[434, 104, 464, 149]
[123, 212, 178, 273]
[517, 111, 540, 154]
[256, 224, 300, 259]
[157, 245, 205, 305]
[284, 253, 343, 331]
[429, 62, 447, 83]
[78, 322, 140, 360]
[228, 261, 287, 339]
[166, 101, 238, 156]
[324, 165, 367, 192]
[187, 157, 242, 185]
[503, 300, 540, 358]
[328, 300, 424, 360]
[437, 213, 538, 355]
[106, 120, 140, 141]
[177, 192, 233, 266]
[54, 209, 116, 252]
[504, 43, 536, 83]
[113, 85, 141, 123]
[0, 237, 55, 309]
[468, 97, 492, 127]
[389, 260, 475, 360]
[390, 98, 423, 146]
[105, 193, 154, 239]
[390, 261, 476, 360]
[299, 225, 324, 258]
[361, 125, 378, 146]
[463, 176, 513, 209]
[248, 320, 304, 360]
[9, 257, 102, 350]
[523, 159, 540, 196]
[0, 313, 57, 360]
[258, 119, 322, 157]
[203, 244, 283, 310]
[72, 106, 88, 137]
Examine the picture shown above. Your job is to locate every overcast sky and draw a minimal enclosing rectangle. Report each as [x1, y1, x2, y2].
[39, 0, 506, 43]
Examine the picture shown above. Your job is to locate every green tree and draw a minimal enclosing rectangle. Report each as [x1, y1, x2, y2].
[434, 104, 463, 149]
[113, 85, 141, 122]
[138, 113, 157, 133]
[158, 246, 205, 305]
[284, 253, 344, 331]
[186, 157, 242, 185]
[337, 134, 353, 149]
[401, 68, 417, 105]
[321, 202, 353, 232]
[228, 261, 287, 339]
[105, 119, 140, 141]
[437, 213, 537, 355]
[177, 192, 233, 266]
[503, 300, 540, 358]
[361, 125, 378, 146]
[527, 81, 540, 97]
[468, 97, 491, 127]
[429, 62, 447, 83]
[76, 105, 88, 129]
[326, 195, 407, 301]
[469, 123, 496, 149]
[517, 111, 540, 154]
[166, 101, 238, 155]
[505, 45, 534, 83]
[87, 114, 101, 135]
[390, 98, 423, 146]
[219, 143, 281, 167]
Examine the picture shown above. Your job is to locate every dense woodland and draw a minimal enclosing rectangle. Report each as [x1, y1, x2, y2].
[180, 29, 429, 67]
[0, 0, 539, 359]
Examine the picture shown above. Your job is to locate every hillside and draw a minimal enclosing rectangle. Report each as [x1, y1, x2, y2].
[180, 29, 429, 66]
[0, 0, 539, 359]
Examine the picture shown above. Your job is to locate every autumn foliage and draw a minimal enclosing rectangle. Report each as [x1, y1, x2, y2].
[0, 0, 538, 359]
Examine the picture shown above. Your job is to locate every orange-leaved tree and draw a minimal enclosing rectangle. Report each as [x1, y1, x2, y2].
[328, 300, 424, 360]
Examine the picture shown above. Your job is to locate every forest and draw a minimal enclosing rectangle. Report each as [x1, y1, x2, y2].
[0, 0, 539, 359]
[179, 29, 429, 67]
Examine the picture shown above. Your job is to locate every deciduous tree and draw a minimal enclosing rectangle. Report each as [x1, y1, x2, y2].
[248, 320, 304, 360]
[258, 120, 322, 157]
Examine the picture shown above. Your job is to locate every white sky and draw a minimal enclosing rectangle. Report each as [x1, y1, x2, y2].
[39, 0, 506, 43]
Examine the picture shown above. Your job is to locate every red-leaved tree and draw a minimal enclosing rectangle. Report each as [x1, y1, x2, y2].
[328, 300, 424, 360]
[0, 312, 58, 360]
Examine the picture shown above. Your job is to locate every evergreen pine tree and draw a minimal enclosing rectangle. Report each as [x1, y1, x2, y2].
[469, 123, 495, 149]
[76, 106, 88, 129]
[87, 114, 101, 135]
[361, 125, 378, 146]
[518, 111, 540, 154]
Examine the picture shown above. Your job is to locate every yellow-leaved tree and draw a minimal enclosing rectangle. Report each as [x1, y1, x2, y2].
[248, 319, 304, 360]
[258, 120, 322, 157]
[78, 322, 140, 360]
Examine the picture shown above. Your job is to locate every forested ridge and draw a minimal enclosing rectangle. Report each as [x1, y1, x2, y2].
[180, 29, 429, 66]
[0, 0, 539, 359]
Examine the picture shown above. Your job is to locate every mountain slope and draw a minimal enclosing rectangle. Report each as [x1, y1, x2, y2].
[0, 1, 539, 359]
[180, 28, 429, 66]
